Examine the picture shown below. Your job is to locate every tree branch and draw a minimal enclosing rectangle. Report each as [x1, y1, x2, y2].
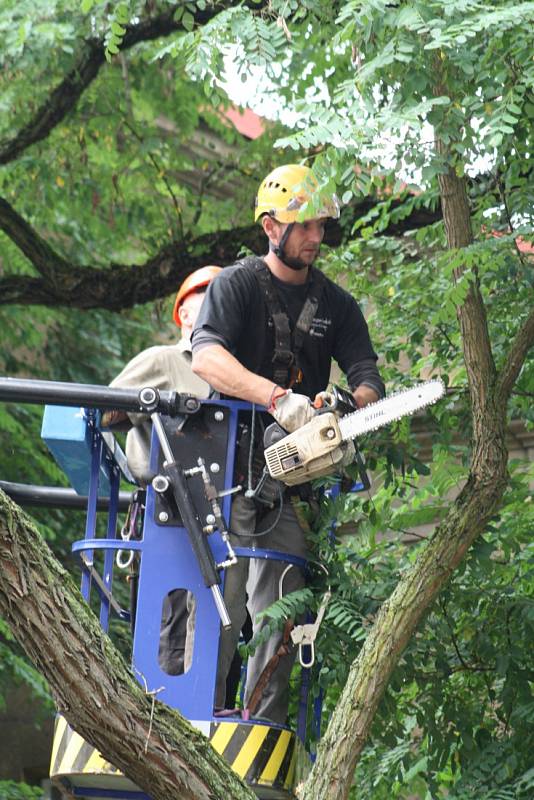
[0, 489, 256, 800]
[0, 201, 267, 308]
[0, 196, 71, 283]
[303, 127, 515, 799]
[0, 4, 223, 166]
[496, 305, 534, 407]
[0, 193, 441, 309]
[435, 159, 500, 439]
[302, 460, 509, 800]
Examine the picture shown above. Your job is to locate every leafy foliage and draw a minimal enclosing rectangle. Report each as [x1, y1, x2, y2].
[293, 454, 534, 798]
[0, 620, 53, 714]
[0, 782, 42, 800]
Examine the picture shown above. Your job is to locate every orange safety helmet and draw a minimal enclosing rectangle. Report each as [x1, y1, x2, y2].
[172, 265, 222, 326]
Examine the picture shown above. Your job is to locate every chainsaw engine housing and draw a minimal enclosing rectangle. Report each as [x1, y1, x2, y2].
[264, 412, 343, 486]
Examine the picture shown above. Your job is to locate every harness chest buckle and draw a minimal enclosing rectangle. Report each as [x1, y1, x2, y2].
[273, 348, 294, 366]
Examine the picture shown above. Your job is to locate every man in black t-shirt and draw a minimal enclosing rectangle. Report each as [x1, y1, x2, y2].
[191, 164, 384, 724]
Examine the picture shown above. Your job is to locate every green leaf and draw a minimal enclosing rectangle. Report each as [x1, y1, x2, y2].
[115, 4, 130, 25]
[111, 22, 126, 37]
[182, 11, 195, 32]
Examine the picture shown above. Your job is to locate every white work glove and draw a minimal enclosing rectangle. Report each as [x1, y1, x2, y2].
[270, 389, 316, 432]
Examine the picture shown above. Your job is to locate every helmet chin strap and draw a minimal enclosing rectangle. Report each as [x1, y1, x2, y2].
[269, 222, 308, 272]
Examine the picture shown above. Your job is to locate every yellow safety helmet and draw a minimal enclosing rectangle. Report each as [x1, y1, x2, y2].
[254, 164, 340, 224]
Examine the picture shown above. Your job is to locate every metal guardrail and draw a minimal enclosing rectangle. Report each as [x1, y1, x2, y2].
[0, 376, 200, 416]
[0, 480, 133, 511]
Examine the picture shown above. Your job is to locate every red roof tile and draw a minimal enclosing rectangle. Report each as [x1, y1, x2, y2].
[221, 106, 265, 140]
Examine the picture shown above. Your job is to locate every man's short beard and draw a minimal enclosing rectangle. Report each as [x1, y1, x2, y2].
[283, 255, 309, 271]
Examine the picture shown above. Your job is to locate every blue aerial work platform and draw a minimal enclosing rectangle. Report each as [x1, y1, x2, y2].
[36, 385, 313, 799]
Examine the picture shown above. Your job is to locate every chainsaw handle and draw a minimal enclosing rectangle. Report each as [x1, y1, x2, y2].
[313, 385, 357, 415]
[312, 391, 335, 411]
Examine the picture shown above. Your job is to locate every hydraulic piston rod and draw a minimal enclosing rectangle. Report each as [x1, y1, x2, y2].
[151, 413, 232, 630]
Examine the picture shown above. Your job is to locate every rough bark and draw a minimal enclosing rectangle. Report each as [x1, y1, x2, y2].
[299, 163, 534, 800]
[0, 489, 256, 800]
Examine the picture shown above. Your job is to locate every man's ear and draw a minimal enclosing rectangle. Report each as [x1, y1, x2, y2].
[177, 303, 189, 327]
[262, 215, 281, 243]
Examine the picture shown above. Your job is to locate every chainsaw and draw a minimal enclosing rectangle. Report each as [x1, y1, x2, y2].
[263, 379, 445, 486]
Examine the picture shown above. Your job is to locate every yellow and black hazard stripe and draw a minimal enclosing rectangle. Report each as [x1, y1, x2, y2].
[50, 715, 121, 778]
[209, 720, 308, 796]
[50, 715, 308, 799]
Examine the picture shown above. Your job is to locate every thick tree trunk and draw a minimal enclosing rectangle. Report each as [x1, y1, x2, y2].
[0, 489, 256, 800]
[299, 163, 520, 800]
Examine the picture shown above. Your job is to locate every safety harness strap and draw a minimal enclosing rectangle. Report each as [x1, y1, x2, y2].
[239, 256, 325, 388]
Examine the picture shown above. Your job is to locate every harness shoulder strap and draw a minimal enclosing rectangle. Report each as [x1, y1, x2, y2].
[239, 258, 293, 386]
[239, 258, 326, 388]
[293, 267, 325, 355]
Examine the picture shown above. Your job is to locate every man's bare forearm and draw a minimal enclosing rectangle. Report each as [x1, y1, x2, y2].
[191, 344, 276, 406]
[193, 344, 381, 410]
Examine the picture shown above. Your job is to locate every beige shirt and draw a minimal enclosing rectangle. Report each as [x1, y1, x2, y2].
[110, 338, 209, 485]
